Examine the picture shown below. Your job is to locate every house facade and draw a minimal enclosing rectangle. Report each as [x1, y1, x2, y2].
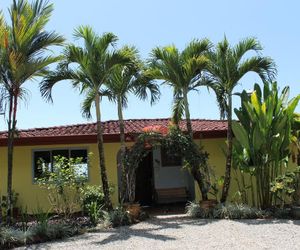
[3, 118, 294, 212]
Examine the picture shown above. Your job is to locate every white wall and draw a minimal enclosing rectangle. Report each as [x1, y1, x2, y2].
[152, 147, 194, 198]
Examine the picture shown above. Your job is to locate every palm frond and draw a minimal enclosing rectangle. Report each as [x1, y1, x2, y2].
[40, 67, 79, 102]
[233, 37, 262, 63]
[81, 88, 96, 119]
[182, 38, 212, 60]
[172, 96, 184, 126]
[238, 56, 277, 82]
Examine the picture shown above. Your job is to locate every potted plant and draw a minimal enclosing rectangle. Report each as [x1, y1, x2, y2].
[199, 169, 220, 209]
[122, 165, 141, 219]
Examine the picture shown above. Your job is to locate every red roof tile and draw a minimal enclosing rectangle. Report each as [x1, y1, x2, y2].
[0, 118, 227, 146]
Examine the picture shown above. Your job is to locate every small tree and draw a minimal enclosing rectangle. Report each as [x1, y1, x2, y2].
[36, 156, 88, 217]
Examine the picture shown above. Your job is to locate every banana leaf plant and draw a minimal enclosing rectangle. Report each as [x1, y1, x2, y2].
[232, 82, 300, 209]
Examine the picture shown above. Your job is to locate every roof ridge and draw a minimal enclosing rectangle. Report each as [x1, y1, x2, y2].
[0, 117, 228, 134]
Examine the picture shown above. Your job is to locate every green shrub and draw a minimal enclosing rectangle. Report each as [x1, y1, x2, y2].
[36, 156, 87, 217]
[80, 185, 105, 213]
[0, 227, 32, 248]
[213, 203, 266, 219]
[103, 206, 131, 227]
[32, 223, 75, 242]
[186, 202, 266, 219]
[185, 201, 213, 218]
[186, 201, 203, 218]
[86, 201, 103, 226]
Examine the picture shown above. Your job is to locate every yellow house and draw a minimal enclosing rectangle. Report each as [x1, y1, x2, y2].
[0, 118, 298, 212]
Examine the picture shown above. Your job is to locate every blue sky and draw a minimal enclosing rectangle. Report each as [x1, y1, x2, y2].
[1, 0, 299, 130]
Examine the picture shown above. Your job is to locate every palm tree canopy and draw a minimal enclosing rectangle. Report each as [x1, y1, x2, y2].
[146, 39, 212, 124]
[147, 38, 212, 93]
[205, 37, 277, 119]
[105, 47, 160, 109]
[40, 26, 135, 119]
[0, 0, 64, 96]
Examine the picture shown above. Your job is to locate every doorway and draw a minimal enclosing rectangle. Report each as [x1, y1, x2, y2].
[135, 151, 154, 206]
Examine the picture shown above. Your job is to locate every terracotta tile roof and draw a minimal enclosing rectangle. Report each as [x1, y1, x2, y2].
[0, 118, 227, 146]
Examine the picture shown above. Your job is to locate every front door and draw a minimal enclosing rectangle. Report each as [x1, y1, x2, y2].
[135, 152, 153, 206]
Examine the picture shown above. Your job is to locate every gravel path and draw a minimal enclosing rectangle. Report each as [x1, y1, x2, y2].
[20, 214, 300, 250]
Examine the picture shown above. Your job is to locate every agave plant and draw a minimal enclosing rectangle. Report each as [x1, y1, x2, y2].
[232, 82, 300, 208]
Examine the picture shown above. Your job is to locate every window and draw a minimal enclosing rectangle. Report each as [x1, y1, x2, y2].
[33, 148, 88, 179]
[161, 147, 182, 167]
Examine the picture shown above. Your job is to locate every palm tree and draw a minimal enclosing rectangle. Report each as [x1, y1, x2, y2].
[0, 0, 64, 222]
[147, 39, 212, 200]
[205, 37, 276, 203]
[147, 39, 212, 138]
[40, 26, 134, 210]
[105, 49, 160, 201]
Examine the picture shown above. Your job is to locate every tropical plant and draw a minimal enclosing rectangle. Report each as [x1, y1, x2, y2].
[0, 0, 64, 222]
[147, 39, 211, 136]
[186, 201, 266, 219]
[103, 205, 131, 227]
[204, 37, 276, 203]
[86, 201, 103, 226]
[270, 171, 297, 208]
[80, 185, 105, 213]
[36, 156, 87, 217]
[232, 82, 300, 208]
[105, 50, 160, 202]
[40, 26, 135, 210]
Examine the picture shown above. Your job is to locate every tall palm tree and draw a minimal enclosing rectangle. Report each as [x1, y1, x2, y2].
[205, 37, 276, 203]
[40, 26, 134, 210]
[105, 49, 160, 201]
[0, 0, 64, 222]
[147, 39, 212, 200]
[147, 39, 212, 138]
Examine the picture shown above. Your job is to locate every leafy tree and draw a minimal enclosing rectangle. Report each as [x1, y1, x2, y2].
[147, 39, 212, 137]
[105, 50, 160, 201]
[205, 37, 276, 203]
[0, 0, 64, 222]
[40, 26, 134, 210]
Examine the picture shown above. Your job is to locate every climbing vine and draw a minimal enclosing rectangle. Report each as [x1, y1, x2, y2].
[122, 125, 211, 203]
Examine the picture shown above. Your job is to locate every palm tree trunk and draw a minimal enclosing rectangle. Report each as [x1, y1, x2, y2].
[95, 94, 113, 210]
[7, 94, 17, 224]
[117, 98, 127, 203]
[221, 94, 233, 203]
[191, 168, 208, 201]
[183, 90, 193, 139]
[183, 90, 208, 200]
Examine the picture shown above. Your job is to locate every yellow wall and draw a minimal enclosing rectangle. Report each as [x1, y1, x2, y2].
[194, 139, 299, 204]
[0, 138, 298, 212]
[0, 142, 125, 212]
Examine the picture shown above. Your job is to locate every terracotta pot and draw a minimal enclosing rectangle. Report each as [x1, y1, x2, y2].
[124, 203, 141, 218]
[199, 199, 218, 210]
